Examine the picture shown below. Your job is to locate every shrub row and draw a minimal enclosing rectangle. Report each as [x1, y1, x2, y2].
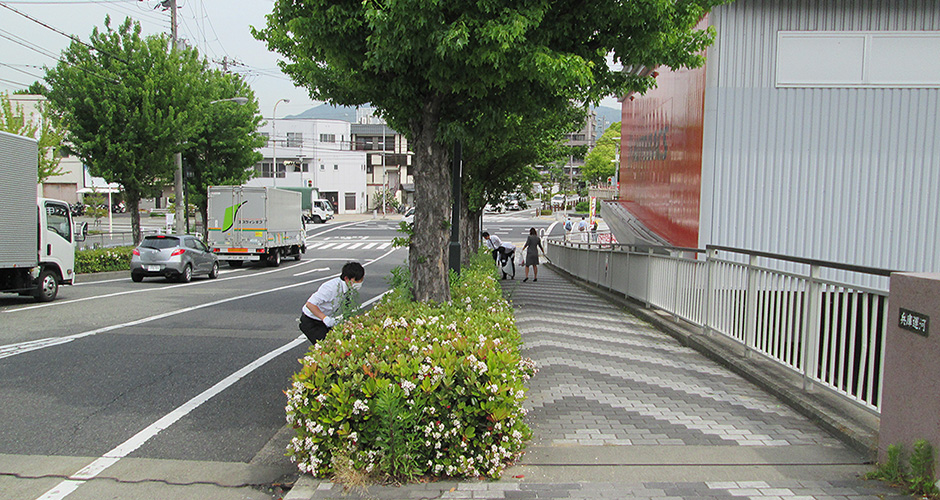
[75, 246, 133, 274]
[285, 251, 536, 481]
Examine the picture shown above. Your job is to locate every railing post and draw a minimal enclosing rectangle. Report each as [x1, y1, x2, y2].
[802, 265, 821, 391]
[645, 247, 654, 308]
[744, 255, 759, 358]
[672, 251, 681, 321]
[704, 247, 717, 336]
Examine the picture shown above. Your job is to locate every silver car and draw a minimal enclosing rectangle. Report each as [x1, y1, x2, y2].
[131, 234, 220, 283]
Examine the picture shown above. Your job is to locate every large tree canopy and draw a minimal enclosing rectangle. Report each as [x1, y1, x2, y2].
[45, 17, 207, 243]
[255, 0, 726, 302]
[184, 70, 266, 238]
[581, 121, 622, 185]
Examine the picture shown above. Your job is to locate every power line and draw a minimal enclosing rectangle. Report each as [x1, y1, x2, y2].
[0, 62, 45, 79]
[0, 1, 131, 64]
[0, 28, 61, 61]
[0, 76, 31, 86]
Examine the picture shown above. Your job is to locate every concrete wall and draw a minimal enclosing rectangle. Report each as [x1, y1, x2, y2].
[879, 272, 940, 476]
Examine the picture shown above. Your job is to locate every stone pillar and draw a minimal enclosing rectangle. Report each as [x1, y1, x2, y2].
[879, 272, 940, 476]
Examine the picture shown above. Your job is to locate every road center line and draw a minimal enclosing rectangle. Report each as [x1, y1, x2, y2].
[35, 335, 307, 500]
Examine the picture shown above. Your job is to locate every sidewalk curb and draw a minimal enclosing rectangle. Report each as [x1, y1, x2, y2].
[282, 474, 321, 500]
[544, 263, 880, 461]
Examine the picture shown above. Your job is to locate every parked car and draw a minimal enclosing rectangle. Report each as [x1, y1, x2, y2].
[551, 194, 566, 207]
[403, 207, 415, 227]
[131, 234, 220, 283]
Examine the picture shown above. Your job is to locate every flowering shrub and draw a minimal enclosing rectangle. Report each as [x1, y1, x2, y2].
[76, 246, 133, 273]
[285, 251, 537, 481]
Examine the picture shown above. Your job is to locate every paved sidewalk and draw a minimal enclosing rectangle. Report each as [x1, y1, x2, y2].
[286, 267, 907, 500]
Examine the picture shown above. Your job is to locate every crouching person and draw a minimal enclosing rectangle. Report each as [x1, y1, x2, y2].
[299, 261, 365, 344]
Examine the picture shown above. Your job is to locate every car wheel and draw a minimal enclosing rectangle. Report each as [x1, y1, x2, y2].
[131, 272, 144, 282]
[33, 269, 58, 302]
[178, 264, 193, 283]
[267, 250, 281, 267]
[228, 261, 243, 268]
[208, 262, 220, 279]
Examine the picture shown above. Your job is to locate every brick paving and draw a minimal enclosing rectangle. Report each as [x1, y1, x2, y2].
[288, 267, 910, 500]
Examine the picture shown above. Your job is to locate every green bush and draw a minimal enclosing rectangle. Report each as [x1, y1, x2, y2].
[285, 251, 536, 481]
[75, 246, 134, 273]
[574, 200, 601, 216]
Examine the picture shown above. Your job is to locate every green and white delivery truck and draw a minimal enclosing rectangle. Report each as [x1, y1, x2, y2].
[207, 185, 306, 267]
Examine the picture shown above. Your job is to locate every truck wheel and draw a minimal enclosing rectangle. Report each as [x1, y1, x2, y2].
[267, 251, 281, 267]
[228, 261, 243, 268]
[178, 264, 193, 283]
[33, 270, 59, 302]
[313, 215, 323, 224]
[208, 262, 220, 279]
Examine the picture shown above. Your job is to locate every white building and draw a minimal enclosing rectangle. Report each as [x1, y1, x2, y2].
[248, 118, 367, 214]
[7, 94, 85, 204]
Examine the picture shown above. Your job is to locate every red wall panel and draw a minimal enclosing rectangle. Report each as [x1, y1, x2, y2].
[618, 57, 707, 248]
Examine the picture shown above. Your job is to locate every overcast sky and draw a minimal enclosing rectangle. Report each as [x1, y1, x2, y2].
[0, 0, 620, 120]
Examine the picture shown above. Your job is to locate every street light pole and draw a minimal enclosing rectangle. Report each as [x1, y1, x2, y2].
[272, 98, 290, 188]
[169, 0, 185, 235]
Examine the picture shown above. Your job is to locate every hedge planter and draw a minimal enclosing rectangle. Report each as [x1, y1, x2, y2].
[285, 255, 536, 481]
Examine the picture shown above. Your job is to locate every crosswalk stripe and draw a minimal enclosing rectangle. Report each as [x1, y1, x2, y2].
[318, 243, 336, 249]
[377, 242, 391, 250]
[333, 242, 350, 249]
[348, 242, 364, 249]
[363, 242, 378, 249]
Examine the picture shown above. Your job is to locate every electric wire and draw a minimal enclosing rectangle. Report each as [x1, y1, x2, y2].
[0, 76, 32, 86]
[0, 62, 45, 80]
[0, 2, 131, 64]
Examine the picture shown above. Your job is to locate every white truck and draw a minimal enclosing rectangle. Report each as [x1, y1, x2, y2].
[0, 131, 86, 302]
[279, 187, 335, 223]
[207, 185, 306, 267]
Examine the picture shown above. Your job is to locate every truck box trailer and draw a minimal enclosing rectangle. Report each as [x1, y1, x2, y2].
[207, 186, 306, 267]
[0, 131, 85, 302]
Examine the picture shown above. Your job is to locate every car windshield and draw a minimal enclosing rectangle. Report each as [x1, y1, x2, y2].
[141, 236, 180, 250]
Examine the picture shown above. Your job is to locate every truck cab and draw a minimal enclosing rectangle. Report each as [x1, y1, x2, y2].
[307, 199, 334, 224]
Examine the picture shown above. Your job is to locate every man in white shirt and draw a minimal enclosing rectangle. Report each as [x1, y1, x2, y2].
[482, 231, 516, 280]
[300, 261, 365, 344]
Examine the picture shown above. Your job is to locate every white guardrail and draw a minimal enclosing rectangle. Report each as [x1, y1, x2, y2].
[546, 236, 892, 413]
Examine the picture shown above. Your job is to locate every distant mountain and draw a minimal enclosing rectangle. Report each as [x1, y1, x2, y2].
[286, 104, 359, 121]
[593, 105, 621, 132]
[288, 103, 622, 133]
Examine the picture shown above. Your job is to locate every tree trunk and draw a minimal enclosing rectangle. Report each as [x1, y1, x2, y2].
[199, 203, 209, 240]
[408, 95, 451, 303]
[459, 189, 481, 267]
[128, 193, 142, 245]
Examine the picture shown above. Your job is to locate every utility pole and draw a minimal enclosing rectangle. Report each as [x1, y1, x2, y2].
[166, 0, 185, 235]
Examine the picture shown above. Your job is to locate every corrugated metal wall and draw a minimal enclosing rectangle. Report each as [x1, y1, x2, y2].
[700, 0, 940, 272]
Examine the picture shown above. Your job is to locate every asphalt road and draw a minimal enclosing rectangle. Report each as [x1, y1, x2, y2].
[0, 210, 555, 500]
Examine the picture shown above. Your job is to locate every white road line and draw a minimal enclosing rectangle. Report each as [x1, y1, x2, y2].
[318, 243, 336, 249]
[4, 260, 318, 313]
[35, 336, 307, 500]
[363, 242, 378, 249]
[292, 267, 330, 277]
[333, 243, 350, 249]
[347, 242, 364, 249]
[377, 242, 391, 249]
[1, 248, 401, 360]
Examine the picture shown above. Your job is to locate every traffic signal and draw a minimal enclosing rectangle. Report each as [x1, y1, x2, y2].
[306, 179, 313, 188]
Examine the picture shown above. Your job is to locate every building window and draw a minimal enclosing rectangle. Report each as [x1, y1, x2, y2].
[334, 164, 339, 170]
[286, 132, 302, 148]
[320, 133, 336, 143]
[320, 164, 325, 171]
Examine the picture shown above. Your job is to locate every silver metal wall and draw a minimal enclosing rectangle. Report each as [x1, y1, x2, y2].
[700, 0, 940, 273]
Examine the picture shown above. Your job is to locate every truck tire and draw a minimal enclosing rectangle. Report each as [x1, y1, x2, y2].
[294, 246, 302, 261]
[228, 261, 243, 268]
[313, 215, 323, 224]
[267, 250, 281, 267]
[33, 269, 59, 302]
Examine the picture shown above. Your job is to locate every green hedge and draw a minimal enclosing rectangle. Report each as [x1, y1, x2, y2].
[75, 246, 133, 274]
[285, 252, 536, 481]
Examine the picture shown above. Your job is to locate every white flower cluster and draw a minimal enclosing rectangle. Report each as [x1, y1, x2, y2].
[352, 399, 369, 415]
[401, 379, 416, 396]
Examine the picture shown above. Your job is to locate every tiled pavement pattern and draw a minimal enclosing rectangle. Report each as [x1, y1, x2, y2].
[289, 267, 909, 500]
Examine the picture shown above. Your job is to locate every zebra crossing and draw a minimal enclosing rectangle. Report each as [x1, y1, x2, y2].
[305, 240, 394, 251]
